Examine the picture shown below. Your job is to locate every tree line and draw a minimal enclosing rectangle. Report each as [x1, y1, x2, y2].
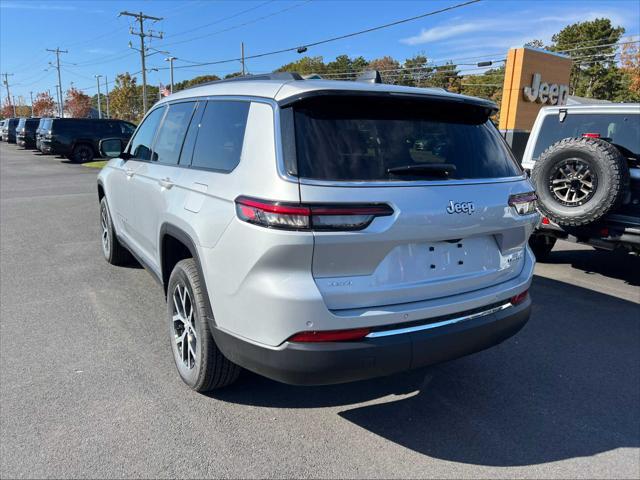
[2, 18, 638, 122]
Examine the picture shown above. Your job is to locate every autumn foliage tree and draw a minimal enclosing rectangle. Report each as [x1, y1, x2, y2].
[620, 42, 640, 98]
[32, 92, 56, 117]
[1, 98, 14, 118]
[65, 87, 92, 118]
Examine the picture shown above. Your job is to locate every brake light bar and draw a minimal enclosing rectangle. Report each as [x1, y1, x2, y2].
[235, 196, 393, 231]
[508, 192, 537, 215]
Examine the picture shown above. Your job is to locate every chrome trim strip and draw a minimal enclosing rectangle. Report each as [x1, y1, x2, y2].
[365, 303, 512, 338]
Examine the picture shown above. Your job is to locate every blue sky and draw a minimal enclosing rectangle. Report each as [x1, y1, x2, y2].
[1, 0, 639, 103]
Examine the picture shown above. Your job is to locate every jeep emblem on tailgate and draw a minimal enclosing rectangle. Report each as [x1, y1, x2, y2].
[446, 200, 475, 215]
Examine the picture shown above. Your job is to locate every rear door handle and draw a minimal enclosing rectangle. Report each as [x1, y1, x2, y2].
[125, 168, 135, 178]
[159, 178, 174, 189]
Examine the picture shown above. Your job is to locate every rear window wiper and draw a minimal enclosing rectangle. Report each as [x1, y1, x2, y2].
[387, 163, 457, 178]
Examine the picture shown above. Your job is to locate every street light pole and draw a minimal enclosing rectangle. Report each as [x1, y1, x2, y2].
[165, 56, 176, 93]
[95, 75, 102, 119]
[104, 76, 110, 118]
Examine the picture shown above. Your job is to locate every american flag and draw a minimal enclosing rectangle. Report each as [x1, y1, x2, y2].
[160, 84, 171, 97]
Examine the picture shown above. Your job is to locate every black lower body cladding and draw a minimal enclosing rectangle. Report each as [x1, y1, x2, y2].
[211, 298, 531, 386]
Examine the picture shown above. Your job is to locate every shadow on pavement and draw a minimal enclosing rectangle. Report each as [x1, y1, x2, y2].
[541, 246, 640, 286]
[212, 276, 640, 466]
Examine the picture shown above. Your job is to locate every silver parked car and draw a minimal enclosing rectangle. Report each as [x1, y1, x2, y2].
[97, 72, 538, 391]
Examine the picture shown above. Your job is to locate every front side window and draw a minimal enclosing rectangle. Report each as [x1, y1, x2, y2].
[291, 95, 520, 181]
[190, 100, 250, 172]
[128, 106, 165, 161]
[152, 102, 196, 165]
[120, 122, 136, 135]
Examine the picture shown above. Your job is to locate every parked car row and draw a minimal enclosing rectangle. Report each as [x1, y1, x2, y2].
[1, 117, 136, 163]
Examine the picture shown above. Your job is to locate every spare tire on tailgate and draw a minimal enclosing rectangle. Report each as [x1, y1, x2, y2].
[531, 137, 629, 226]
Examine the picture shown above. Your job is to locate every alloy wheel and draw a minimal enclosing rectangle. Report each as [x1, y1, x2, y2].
[100, 203, 110, 257]
[548, 158, 597, 206]
[172, 283, 197, 370]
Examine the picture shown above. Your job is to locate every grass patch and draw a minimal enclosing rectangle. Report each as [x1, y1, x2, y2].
[83, 160, 108, 169]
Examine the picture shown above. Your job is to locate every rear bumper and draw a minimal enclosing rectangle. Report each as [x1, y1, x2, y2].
[212, 297, 531, 386]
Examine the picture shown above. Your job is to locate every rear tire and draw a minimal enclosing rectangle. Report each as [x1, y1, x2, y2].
[71, 143, 94, 163]
[532, 137, 628, 226]
[529, 234, 556, 261]
[100, 197, 131, 266]
[167, 259, 241, 392]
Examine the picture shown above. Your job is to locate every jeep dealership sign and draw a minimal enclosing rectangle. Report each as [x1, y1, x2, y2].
[523, 72, 569, 105]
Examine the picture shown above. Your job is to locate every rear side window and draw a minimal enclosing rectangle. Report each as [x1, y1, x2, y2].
[190, 100, 250, 172]
[533, 112, 640, 160]
[152, 102, 196, 165]
[128, 107, 165, 161]
[291, 96, 520, 181]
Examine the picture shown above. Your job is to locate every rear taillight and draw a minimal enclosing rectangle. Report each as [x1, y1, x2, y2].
[235, 196, 393, 231]
[510, 290, 529, 305]
[288, 328, 370, 342]
[582, 132, 601, 139]
[508, 192, 537, 215]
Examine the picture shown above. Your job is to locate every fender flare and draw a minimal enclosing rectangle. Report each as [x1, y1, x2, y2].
[159, 223, 216, 323]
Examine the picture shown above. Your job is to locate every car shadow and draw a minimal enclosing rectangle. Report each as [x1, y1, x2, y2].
[210, 276, 640, 466]
[540, 246, 640, 286]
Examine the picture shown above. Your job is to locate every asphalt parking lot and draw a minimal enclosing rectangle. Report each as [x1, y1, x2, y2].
[0, 142, 638, 479]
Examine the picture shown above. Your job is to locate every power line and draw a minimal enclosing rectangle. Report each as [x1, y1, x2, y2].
[46, 48, 68, 117]
[120, 10, 164, 113]
[165, 0, 482, 70]
[157, 0, 312, 49]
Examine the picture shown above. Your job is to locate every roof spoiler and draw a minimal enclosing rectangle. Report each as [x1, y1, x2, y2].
[356, 70, 382, 84]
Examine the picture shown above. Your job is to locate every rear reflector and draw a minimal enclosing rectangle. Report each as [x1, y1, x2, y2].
[288, 328, 370, 343]
[510, 290, 529, 305]
[541, 217, 550, 225]
[235, 196, 393, 231]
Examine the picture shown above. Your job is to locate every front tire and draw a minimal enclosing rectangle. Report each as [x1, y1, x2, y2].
[167, 259, 241, 392]
[100, 197, 131, 265]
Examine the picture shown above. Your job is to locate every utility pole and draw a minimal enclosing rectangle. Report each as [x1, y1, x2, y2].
[95, 75, 102, 119]
[120, 10, 163, 113]
[1, 73, 14, 115]
[46, 48, 68, 117]
[12, 96, 17, 117]
[30, 91, 34, 117]
[54, 85, 60, 117]
[165, 56, 176, 93]
[241, 42, 245, 75]
[104, 76, 110, 118]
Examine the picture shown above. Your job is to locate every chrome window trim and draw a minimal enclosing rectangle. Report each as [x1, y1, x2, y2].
[365, 302, 512, 338]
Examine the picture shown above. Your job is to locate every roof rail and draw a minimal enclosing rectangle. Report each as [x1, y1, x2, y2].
[356, 70, 382, 84]
[182, 72, 303, 91]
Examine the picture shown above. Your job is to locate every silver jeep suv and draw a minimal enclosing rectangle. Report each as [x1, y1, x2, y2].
[97, 72, 538, 391]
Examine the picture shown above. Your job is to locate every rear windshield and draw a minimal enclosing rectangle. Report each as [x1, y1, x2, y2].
[290, 96, 520, 181]
[16, 118, 26, 129]
[533, 112, 640, 160]
[40, 118, 52, 130]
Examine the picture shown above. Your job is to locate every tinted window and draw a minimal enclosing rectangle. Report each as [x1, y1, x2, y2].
[128, 107, 165, 161]
[533, 112, 640, 159]
[190, 101, 250, 172]
[152, 102, 196, 165]
[120, 122, 136, 135]
[292, 96, 520, 181]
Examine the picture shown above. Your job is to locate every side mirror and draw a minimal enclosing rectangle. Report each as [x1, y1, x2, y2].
[99, 138, 130, 159]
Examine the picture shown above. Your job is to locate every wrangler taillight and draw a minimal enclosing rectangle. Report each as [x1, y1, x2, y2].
[235, 196, 393, 231]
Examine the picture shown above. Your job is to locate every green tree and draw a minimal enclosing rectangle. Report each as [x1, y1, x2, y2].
[109, 73, 143, 122]
[550, 18, 625, 100]
[173, 74, 220, 92]
[277, 56, 327, 75]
